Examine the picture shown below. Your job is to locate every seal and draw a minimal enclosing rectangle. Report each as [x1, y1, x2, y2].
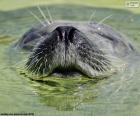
[14, 21, 134, 79]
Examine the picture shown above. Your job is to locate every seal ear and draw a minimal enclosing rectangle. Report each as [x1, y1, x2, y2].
[14, 25, 49, 51]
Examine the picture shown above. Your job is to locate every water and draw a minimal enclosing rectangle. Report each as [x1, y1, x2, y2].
[0, 5, 140, 116]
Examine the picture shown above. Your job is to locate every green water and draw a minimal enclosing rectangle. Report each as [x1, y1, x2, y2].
[0, 5, 140, 116]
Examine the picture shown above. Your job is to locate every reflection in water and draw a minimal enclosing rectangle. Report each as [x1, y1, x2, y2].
[29, 77, 99, 110]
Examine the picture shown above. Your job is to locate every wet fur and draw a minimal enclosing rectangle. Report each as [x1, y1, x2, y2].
[15, 20, 134, 79]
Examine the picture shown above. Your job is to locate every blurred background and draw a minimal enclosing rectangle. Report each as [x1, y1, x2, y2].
[0, 0, 139, 13]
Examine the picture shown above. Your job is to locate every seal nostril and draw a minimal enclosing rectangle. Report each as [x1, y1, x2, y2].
[68, 28, 76, 43]
[55, 26, 76, 43]
[55, 27, 63, 40]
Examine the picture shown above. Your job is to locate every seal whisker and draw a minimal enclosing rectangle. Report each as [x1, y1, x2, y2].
[90, 52, 111, 65]
[30, 57, 43, 73]
[44, 55, 48, 72]
[37, 62, 43, 75]
[91, 53, 111, 63]
[88, 56, 110, 71]
[26, 56, 38, 70]
[101, 55, 122, 62]
[91, 62, 106, 72]
[86, 59, 105, 72]
[28, 51, 43, 59]
[37, 6, 50, 25]
[29, 10, 46, 27]
[46, 7, 53, 24]
[98, 15, 112, 25]
[88, 10, 96, 24]
[78, 45, 111, 65]
[26, 52, 45, 70]
[90, 56, 111, 70]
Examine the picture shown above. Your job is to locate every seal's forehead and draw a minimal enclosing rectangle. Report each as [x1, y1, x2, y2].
[45, 21, 91, 33]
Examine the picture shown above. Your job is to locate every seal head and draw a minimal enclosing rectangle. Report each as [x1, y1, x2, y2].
[15, 21, 134, 78]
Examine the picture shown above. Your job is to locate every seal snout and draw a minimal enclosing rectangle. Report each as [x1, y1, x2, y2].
[55, 26, 76, 45]
[25, 25, 113, 78]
